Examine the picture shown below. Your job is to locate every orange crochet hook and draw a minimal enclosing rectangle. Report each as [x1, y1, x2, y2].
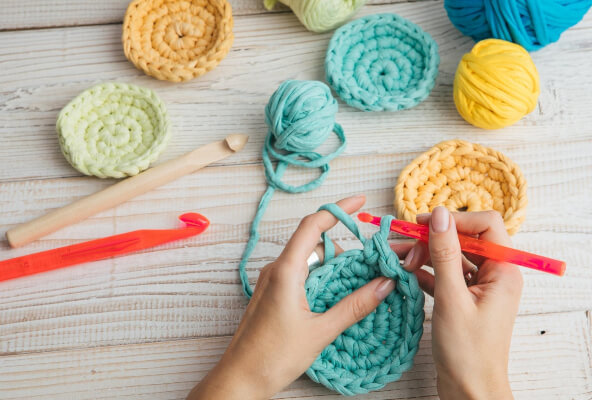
[358, 212, 565, 276]
[0, 213, 209, 282]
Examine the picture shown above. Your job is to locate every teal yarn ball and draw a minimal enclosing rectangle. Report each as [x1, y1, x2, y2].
[305, 204, 425, 396]
[239, 81, 346, 297]
[444, 0, 592, 51]
[326, 13, 440, 112]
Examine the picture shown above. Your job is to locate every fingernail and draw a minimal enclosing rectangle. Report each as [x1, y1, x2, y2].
[375, 278, 395, 300]
[404, 246, 416, 268]
[417, 213, 430, 219]
[431, 206, 450, 233]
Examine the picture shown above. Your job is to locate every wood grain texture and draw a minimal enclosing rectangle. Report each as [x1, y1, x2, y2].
[1, 0, 592, 398]
[1, 3, 592, 182]
[0, 312, 590, 400]
[1, 151, 591, 354]
[0, 0, 418, 30]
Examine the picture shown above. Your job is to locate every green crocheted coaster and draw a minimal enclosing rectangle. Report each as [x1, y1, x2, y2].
[57, 83, 171, 178]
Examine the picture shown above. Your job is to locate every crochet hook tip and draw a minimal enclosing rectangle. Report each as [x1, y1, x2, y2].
[357, 212, 375, 223]
[224, 134, 249, 152]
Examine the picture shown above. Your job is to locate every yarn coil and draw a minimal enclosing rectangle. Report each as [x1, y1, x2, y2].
[123, 0, 234, 82]
[444, 0, 592, 51]
[57, 83, 171, 179]
[239, 80, 346, 297]
[395, 140, 527, 235]
[453, 39, 540, 130]
[308, 204, 424, 395]
[263, 0, 366, 33]
[326, 13, 440, 112]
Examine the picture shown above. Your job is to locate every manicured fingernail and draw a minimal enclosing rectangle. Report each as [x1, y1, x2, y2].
[417, 213, 430, 218]
[375, 278, 395, 300]
[404, 246, 416, 268]
[431, 206, 450, 233]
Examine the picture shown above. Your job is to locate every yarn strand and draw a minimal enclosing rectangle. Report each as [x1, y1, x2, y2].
[239, 80, 346, 298]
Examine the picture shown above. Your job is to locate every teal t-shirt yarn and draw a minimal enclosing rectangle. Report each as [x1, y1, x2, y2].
[238, 80, 346, 298]
[326, 13, 440, 112]
[57, 82, 171, 178]
[306, 204, 424, 395]
[444, 0, 592, 51]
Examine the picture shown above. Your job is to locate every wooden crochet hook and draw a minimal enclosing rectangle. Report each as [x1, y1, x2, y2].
[6, 134, 248, 248]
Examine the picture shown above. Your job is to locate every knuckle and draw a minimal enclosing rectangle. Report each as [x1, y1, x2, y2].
[430, 245, 461, 264]
[486, 210, 505, 227]
[350, 297, 370, 322]
[299, 214, 319, 232]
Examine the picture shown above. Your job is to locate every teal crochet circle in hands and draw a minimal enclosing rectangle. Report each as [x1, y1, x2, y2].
[326, 13, 439, 112]
[305, 204, 425, 395]
[57, 82, 170, 178]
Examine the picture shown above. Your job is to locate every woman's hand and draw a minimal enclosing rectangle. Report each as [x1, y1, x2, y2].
[401, 206, 523, 400]
[187, 195, 398, 400]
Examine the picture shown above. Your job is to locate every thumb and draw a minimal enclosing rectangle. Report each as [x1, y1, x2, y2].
[428, 206, 468, 297]
[319, 277, 395, 340]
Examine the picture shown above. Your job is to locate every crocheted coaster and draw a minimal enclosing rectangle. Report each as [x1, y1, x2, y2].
[305, 204, 424, 396]
[57, 83, 171, 179]
[326, 13, 439, 112]
[395, 140, 527, 235]
[123, 0, 234, 82]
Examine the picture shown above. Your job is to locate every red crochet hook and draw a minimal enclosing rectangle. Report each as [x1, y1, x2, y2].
[0, 213, 209, 282]
[358, 212, 565, 276]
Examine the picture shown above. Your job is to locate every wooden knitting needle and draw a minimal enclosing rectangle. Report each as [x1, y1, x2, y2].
[6, 134, 249, 248]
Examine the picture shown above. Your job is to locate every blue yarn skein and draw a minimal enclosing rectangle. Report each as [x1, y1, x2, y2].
[305, 203, 425, 396]
[444, 0, 592, 51]
[239, 80, 346, 297]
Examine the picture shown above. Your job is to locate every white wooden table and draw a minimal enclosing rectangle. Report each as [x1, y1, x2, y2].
[1, 1, 591, 399]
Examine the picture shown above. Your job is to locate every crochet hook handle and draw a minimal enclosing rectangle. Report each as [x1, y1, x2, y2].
[6, 135, 247, 248]
[0, 213, 209, 282]
[358, 213, 566, 276]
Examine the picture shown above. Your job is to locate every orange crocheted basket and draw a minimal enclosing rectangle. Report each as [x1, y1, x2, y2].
[395, 140, 527, 235]
[123, 0, 234, 82]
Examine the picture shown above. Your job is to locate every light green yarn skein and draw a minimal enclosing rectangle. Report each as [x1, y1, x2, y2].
[57, 82, 170, 179]
[264, 0, 366, 33]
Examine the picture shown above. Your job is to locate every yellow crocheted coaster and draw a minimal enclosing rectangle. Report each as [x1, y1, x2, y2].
[395, 140, 527, 235]
[122, 0, 234, 82]
[57, 82, 171, 179]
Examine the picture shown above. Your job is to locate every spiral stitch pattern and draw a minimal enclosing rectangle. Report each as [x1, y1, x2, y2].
[305, 203, 424, 396]
[326, 13, 439, 112]
[395, 140, 527, 235]
[57, 83, 171, 179]
[123, 0, 234, 82]
[238, 80, 346, 298]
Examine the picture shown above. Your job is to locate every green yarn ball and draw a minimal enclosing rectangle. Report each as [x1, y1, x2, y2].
[57, 83, 171, 179]
[264, 0, 366, 33]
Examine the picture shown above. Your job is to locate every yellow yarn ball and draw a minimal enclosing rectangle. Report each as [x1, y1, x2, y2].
[453, 39, 540, 130]
[264, 0, 365, 33]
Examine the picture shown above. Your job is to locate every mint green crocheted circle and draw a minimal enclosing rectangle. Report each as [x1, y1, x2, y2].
[326, 13, 440, 112]
[57, 83, 171, 178]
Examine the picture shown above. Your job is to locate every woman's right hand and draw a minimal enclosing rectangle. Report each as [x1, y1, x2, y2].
[401, 206, 523, 400]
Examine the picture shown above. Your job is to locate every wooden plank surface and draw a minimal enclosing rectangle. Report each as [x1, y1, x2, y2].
[1, 3, 592, 182]
[1, 149, 591, 354]
[1, 312, 590, 399]
[1, 0, 591, 398]
[0, 0, 413, 30]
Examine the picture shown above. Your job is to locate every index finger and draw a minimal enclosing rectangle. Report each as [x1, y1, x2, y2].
[279, 195, 366, 265]
[417, 210, 511, 246]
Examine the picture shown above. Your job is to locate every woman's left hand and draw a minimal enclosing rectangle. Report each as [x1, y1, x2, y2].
[188, 195, 405, 400]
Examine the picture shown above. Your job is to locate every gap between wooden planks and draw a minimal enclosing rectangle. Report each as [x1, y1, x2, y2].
[0, 3, 591, 181]
[0, 311, 590, 400]
[0, 151, 590, 354]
